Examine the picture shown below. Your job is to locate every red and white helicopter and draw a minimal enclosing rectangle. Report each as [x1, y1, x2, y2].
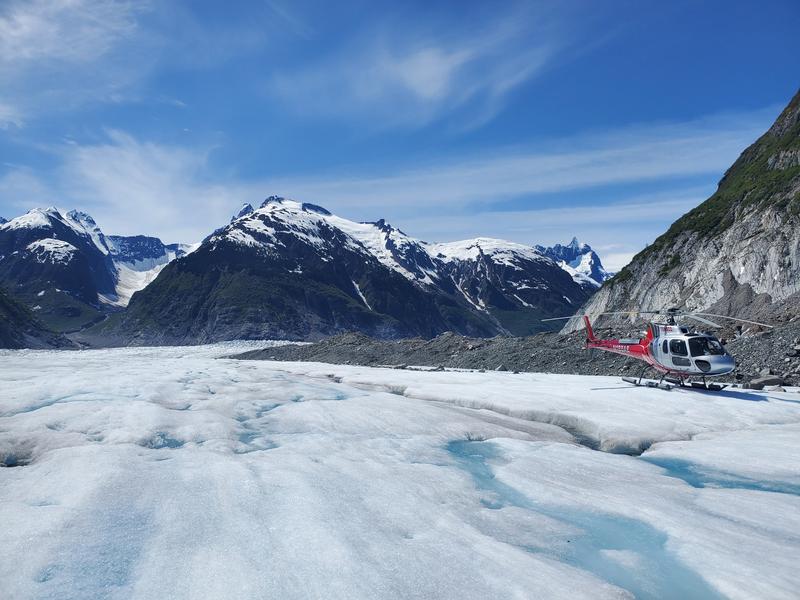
[543, 308, 773, 391]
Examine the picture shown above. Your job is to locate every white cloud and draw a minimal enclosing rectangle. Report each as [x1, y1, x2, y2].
[0, 0, 145, 66]
[0, 166, 56, 214]
[602, 253, 637, 272]
[264, 107, 773, 216]
[57, 131, 259, 242]
[0, 103, 24, 129]
[269, 9, 561, 129]
[0, 0, 157, 123]
[0, 105, 776, 251]
[0, 0, 269, 124]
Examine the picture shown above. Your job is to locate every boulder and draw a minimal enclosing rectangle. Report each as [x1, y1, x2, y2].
[747, 375, 785, 390]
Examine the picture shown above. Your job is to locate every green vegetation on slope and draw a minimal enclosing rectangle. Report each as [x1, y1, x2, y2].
[607, 89, 800, 287]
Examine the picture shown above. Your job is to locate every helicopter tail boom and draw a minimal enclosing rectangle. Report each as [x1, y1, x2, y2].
[583, 316, 597, 342]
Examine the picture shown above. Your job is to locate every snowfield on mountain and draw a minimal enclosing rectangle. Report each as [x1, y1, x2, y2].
[1, 344, 799, 599]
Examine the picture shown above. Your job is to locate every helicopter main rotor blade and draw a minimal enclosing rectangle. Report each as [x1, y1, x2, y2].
[693, 313, 774, 328]
[683, 314, 722, 328]
[540, 316, 580, 322]
[541, 311, 643, 322]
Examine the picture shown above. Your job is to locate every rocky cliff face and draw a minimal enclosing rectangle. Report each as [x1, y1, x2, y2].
[567, 89, 800, 332]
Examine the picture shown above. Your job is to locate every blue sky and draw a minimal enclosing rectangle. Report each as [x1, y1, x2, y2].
[0, 0, 798, 270]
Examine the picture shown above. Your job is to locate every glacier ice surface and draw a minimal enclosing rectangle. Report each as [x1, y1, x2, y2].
[1, 344, 799, 599]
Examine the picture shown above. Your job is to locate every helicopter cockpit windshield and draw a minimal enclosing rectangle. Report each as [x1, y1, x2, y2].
[688, 336, 725, 356]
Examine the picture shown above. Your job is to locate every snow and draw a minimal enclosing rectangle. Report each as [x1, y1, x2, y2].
[352, 280, 372, 310]
[328, 215, 435, 284]
[560, 257, 601, 288]
[25, 238, 77, 264]
[429, 237, 548, 268]
[1, 208, 57, 231]
[101, 262, 169, 307]
[104, 245, 197, 307]
[222, 200, 557, 288]
[219, 199, 441, 284]
[1, 346, 799, 599]
[65, 210, 110, 255]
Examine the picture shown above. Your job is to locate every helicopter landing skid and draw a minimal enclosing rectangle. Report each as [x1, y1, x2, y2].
[686, 380, 727, 392]
[621, 376, 675, 391]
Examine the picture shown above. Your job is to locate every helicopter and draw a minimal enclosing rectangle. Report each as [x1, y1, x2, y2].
[542, 308, 773, 391]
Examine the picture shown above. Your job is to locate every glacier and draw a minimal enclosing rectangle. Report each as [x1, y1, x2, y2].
[1, 344, 799, 599]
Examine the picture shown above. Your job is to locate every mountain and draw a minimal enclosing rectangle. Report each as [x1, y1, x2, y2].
[0, 208, 117, 331]
[0, 217, 7, 225]
[535, 237, 612, 289]
[100, 197, 588, 344]
[0, 285, 75, 349]
[0, 208, 191, 332]
[566, 89, 800, 331]
[429, 238, 591, 335]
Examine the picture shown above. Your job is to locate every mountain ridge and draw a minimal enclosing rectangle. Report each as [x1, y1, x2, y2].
[89, 197, 593, 344]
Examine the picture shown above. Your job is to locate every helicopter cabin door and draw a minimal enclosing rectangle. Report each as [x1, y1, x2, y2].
[659, 337, 669, 362]
[669, 339, 691, 367]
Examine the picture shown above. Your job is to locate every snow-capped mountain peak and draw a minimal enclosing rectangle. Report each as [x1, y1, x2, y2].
[2, 207, 110, 255]
[535, 238, 611, 288]
[1, 207, 60, 231]
[216, 198, 592, 305]
[65, 209, 111, 255]
[216, 198, 443, 285]
[429, 237, 549, 267]
[231, 203, 254, 222]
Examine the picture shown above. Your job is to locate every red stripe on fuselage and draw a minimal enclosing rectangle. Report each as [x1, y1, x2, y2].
[586, 338, 671, 374]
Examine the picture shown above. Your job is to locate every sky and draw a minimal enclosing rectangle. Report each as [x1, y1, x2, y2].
[0, 1, 798, 271]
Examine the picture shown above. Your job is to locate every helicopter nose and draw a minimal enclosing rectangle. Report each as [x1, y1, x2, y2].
[701, 354, 735, 374]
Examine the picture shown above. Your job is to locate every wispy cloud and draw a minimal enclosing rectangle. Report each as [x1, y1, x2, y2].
[0, 103, 24, 129]
[0, 0, 269, 124]
[264, 107, 774, 214]
[398, 187, 712, 268]
[0, 0, 145, 65]
[0, 0, 157, 123]
[269, 7, 563, 129]
[0, 104, 777, 256]
[58, 131, 254, 242]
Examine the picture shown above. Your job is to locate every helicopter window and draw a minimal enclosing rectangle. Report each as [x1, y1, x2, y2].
[688, 337, 725, 356]
[662, 340, 669, 354]
[669, 339, 688, 356]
